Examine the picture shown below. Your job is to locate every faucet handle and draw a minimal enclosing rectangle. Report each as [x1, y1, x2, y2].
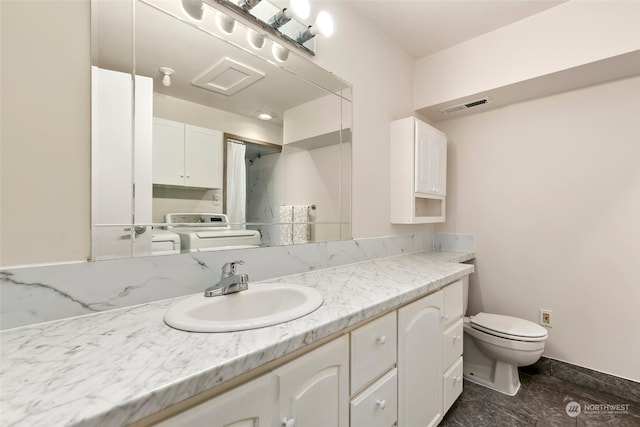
[221, 260, 244, 277]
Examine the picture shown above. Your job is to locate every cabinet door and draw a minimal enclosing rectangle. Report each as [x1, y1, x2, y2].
[156, 374, 275, 427]
[414, 120, 447, 196]
[443, 280, 463, 328]
[153, 117, 185, 186]
[184, 124, 223, 189]
[432, 130, 447, 196]
[398, 291, 443, 427]
[274, 336, 349, 427]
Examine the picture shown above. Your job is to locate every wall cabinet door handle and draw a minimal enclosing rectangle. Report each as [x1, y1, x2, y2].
[376, 399, 387, 409]
[377, 335, 387, 345]
[281, 417, 296, 427]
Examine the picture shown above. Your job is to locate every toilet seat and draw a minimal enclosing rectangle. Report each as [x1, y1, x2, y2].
[470, 313, 547, 342]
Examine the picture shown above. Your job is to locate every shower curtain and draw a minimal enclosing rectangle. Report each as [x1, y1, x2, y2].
[226, 141, 246, 228]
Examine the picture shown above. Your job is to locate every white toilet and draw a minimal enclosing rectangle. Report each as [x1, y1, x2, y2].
[462, 279, 548, 396]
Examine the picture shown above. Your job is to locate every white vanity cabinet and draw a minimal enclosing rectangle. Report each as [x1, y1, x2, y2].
[146, 280, 467, 427]
[397, 279, 464, 426]
[390, 116, 447, 224]
[152, 117, 223, 189]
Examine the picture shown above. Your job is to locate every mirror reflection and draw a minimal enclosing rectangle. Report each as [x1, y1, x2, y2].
[91, 0, 352, 260]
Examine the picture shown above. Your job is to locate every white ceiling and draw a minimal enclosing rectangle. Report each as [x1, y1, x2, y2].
[346, 0, 568, 59]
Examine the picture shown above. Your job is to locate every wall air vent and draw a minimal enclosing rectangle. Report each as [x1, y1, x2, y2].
[440, 97, 491, 114]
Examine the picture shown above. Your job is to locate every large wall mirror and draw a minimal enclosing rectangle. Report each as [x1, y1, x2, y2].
[91, 0, 352, 260]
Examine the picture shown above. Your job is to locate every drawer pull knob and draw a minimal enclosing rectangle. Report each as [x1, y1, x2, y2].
[454, 335, 461, 341]
[281, 417, 296, 427]
[454, 376, 462, 384]
[377, 335, 387, 345]
[441, 314, 449, 322]
[376, 399, 387, 409]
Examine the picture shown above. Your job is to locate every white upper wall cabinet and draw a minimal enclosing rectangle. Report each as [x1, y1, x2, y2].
[390, 117, 447, 224]
[152, 117, 223, 189]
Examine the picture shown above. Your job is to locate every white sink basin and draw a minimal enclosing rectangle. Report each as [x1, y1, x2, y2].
[164, 284, 324, 332]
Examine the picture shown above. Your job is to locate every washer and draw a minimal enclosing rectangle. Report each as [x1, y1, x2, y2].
[164, 213, 261, 252]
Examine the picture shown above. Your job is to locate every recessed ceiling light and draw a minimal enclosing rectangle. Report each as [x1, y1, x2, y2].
[258, 112, 273, 121]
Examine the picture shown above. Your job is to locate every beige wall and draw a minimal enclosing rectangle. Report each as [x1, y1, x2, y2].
[415, 0, 640, 109]
[1, 0, 91, 267]
[311, 1, 435, 240]
[437, 76, 640, 381]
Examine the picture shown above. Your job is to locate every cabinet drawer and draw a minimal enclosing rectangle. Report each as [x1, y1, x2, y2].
[351, 312, 397, 394]
[351, 368, 398, 427]
[443, 357, 463, 413]
[442, 319, 463, 369]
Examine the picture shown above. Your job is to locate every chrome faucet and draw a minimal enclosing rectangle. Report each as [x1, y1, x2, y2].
[204, 260, 249, 297]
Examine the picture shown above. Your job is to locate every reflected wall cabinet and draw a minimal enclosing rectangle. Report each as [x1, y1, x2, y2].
[390, 117, 447, 223]
[152, 117, 223, 189]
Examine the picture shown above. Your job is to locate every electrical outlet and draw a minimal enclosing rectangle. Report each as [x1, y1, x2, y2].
[539, 309, 553, 327]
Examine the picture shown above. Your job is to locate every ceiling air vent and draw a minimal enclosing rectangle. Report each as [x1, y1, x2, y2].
[440, 97, 491, 114]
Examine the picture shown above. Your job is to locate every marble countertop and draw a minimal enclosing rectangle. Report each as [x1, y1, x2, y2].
[0, 250, 474, 427]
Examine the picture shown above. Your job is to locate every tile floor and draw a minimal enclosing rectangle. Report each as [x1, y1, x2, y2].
[441, 358, 640, 426]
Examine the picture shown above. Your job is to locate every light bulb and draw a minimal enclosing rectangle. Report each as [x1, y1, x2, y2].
[315, 11, 333, 37]
[181, 0, 204, 21]
[272, 43, 289, 62]
[159, 67, 175, 87]
[290, 0, 310, 20]
[247, 30, 265, 50]
[216, 12, 236, 34]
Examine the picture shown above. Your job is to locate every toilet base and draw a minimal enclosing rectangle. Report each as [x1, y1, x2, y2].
[463, 331, 521, 396]
[463, 359, 521, 396]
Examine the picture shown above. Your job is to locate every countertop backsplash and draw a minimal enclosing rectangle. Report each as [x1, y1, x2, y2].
[1, 233, 474, 330]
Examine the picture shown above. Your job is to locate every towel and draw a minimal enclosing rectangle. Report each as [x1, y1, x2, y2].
[293, 205, 311, 244]
[278, 205, 293, 245]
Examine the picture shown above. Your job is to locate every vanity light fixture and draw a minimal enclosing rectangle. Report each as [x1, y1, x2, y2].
[216, 11, 237, 34]
[268, 0, 310, 29]
[239, 0, 261, 11]
[296, 10, 333, 44]
[247, 29, 266, 50]
[181, 0, 204, 21]
[159, 67, 175, 87]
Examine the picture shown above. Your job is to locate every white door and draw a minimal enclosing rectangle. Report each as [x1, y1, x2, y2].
[414, 120, 447, 196]
[152, 117, 185, 186]
[275, 336, 349, 427]
[398, 291, 444, 427]
[414, 119, 434, 194]
[184, 124, 223, 188]
[156, 374, 275, 427]
[91, 66, 133, 260]
[432, 129, 447, 196]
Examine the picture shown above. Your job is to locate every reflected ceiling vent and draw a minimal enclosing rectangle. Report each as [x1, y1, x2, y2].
[440, 97, 491, 114]
[192, 57, 265, 96]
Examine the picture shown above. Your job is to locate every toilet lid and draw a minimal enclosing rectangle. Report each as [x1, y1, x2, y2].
[470, 313, 548, 342]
